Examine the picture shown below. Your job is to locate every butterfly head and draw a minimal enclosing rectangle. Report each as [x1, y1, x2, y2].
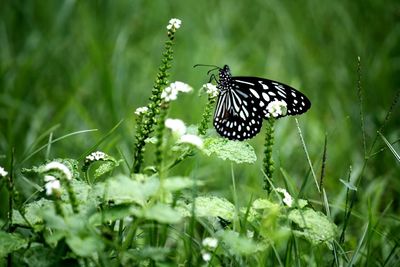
[218, 65, 232, 89]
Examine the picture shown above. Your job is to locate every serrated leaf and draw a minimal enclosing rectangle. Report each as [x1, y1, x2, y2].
[105, 175, 159, 205]
[288, 208, 337, 246]
[203, 138, 257, 164]
[0, 231, 28, 257]
[142, 203, 182, 224]
[219, 230, 260, 255]
[183, 196, 236, 221]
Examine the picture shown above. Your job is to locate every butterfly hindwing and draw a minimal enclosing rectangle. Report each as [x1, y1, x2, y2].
[232, 77, 311, 119]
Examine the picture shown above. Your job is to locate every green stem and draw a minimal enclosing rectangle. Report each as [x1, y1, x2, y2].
[263, 119, 275, 192]
[198, 96, 216, 136]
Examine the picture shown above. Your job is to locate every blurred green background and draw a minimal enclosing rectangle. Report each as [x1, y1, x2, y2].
[1, 0, 399, 216]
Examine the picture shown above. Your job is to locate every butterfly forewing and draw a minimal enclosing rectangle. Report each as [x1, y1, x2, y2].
[213, 90, 263, 140]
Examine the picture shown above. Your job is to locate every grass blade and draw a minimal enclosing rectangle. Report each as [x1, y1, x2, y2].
[378, 131, 400, 163]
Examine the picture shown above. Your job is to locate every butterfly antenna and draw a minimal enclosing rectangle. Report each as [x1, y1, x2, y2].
[193, 64, 221, 75]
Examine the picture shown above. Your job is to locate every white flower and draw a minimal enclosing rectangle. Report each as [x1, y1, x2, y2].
[202, 252, 211, 262]
[246, 230, 254, 238]
[179, 134, 203, 149]
[202, 237, 218, 249]
[44, 175, 61, 196]
[202, 83, 219, 98]
[165, 118, 187, 136]
[44, 161, 72, 180]
[275, 188, 293, 207]
[266, 100, 287, 118]
[85, 151, 107, 162]
[161, 81, 192, 102]
[134, 106, 148, 115]
[0, 166, 8, 177]
[166, 18, 182, 30]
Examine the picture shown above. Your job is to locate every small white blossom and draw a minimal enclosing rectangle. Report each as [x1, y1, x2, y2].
[202, 83, 219, 98]
[161, 81, 192, 102]
[266, 100, 287, 118]
[44, 161, 72, 180]
[246, 230, 254, 238]
[202, 237, 218, 249]
[85, 151, 107, 163]
[134, 106, 148, 115]
[165, 118, 187, 136]
[179, 134, 203, 149]
[276, 188, 293, 207]
[202, 252, 212, 262]
[44, 175, 61, 196]
[166, 18, 182, 30]
[0, 166, 8, 177]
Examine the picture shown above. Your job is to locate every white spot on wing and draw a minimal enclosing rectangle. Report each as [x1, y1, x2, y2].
[262, 92, 270, 102]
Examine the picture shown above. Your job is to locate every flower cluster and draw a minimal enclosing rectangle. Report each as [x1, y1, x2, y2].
[202, 83, 219, 98]
[85, 151, 107, 163]
[201, 237, 218, 262]
[0, 166, 8, 177]
[165, 118, 203, 149]
[44, 161, 72, 181]
[275, 187, 293, 207]
[202, 237, 218, 249]
[266, 100, 287, 118]
[44, 175, 61, 196]
[134, 106, 148, 116]
[166, 18, 182, 31]
[161, 81, 193, 102]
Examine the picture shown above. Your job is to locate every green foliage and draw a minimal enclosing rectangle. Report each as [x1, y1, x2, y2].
[0, 1, 399, 266]
[0, 231, 28, 258]
[288, 208, 337, 246]
[203, 137, 257, 164]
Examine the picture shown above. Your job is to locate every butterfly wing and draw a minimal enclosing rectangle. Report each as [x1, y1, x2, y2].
[213, 88, 263, 141]
[232, 76, 311, 119]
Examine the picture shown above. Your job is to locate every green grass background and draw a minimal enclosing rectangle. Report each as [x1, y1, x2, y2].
[1, 0, 400, 262]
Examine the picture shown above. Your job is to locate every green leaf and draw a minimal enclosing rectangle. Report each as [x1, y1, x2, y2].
[105, 175, 159, 205]
[203, 138, 257, 164]
[288, 208, 337, 246]
[16, 199, 54, 231]
[0, 231, 28, 258]
[93, 160, 119, 178]
[142, 203, 182, 224]
[22, 243, 61, 267]
[162, 176, 203, 191]
[66, 234, 105, 257]
[181, 196, 235, 221]
[219, 230, 260, 255]
[21, 158, 79, 179]
[89, 204, 134, 225]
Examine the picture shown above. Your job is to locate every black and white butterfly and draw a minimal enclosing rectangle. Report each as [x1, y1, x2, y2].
[210, 65, 311, 141]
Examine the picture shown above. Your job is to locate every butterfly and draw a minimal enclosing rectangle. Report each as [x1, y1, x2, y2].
[208, 65, 311, 141]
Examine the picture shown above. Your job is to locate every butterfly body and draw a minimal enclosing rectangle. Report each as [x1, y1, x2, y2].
[213, 65, 311, 141]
